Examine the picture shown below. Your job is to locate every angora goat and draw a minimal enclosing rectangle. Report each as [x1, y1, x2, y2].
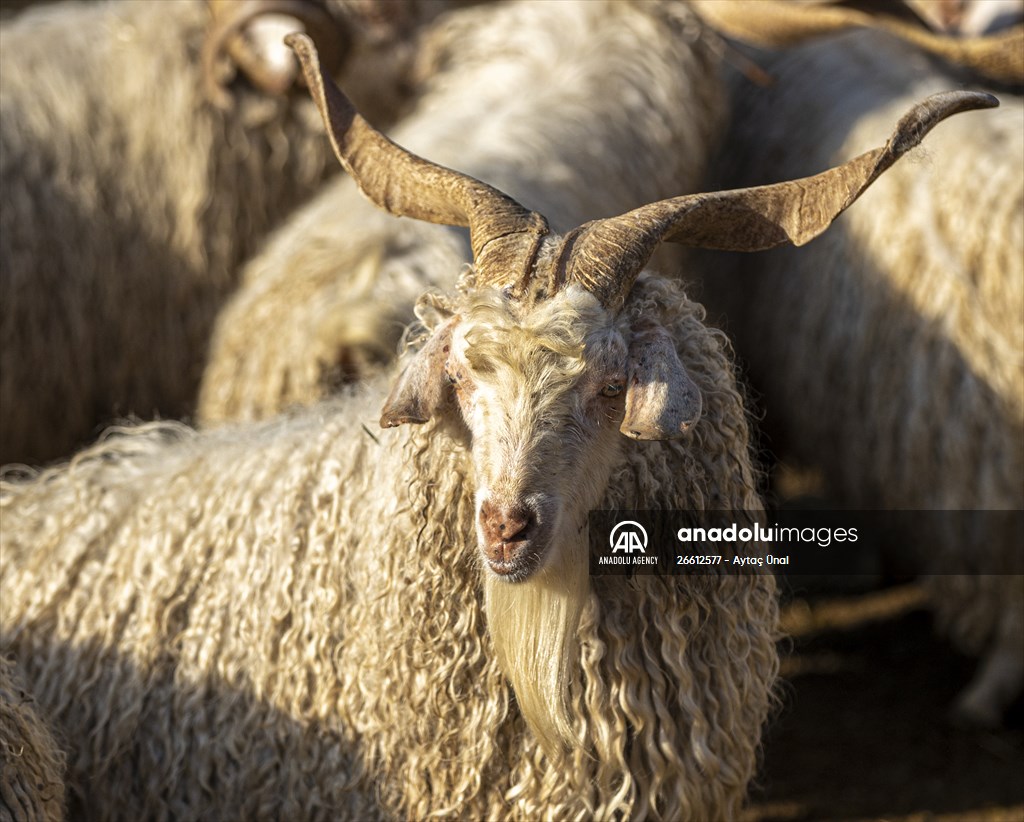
[0, 659, 66, 822]
[698, 30, 1023, 726]
[0, 0, 446, 464]
[198, 0, 726, 423]
[0, 35, 994, 819]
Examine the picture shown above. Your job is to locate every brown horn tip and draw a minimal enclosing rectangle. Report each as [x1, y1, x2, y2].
[886, 91, 999, 158]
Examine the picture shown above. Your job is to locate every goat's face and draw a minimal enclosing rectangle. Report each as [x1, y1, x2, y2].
[454, 288, 627, 581]
[382, 282, 702, 581]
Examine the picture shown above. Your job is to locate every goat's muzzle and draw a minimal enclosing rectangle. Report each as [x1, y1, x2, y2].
[478, 499, 552, 581]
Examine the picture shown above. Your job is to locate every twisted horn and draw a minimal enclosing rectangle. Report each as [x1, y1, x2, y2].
[203, 1, 347, 108]
[691, 0, 1023, 86]
[565, 90, 998, 310]
[287, 33, 549, 287]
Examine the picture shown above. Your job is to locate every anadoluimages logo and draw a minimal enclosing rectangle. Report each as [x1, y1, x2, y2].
[609, 520, 648, 554]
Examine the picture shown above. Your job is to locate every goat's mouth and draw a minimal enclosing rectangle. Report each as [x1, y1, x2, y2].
[484, 535, 547, 582]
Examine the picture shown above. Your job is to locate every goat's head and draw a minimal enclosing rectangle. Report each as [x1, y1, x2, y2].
[397, 284, 634, 577]
[289, 32, 996, 750]
[382, 274, 702, 583]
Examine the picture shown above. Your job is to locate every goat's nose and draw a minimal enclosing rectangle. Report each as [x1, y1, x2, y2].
[479, 500, 533, 546]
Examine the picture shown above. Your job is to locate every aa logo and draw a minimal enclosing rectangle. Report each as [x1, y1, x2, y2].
[609, 521, 648, 554]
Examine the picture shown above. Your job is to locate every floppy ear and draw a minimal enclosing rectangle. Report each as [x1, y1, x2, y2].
[380, 316, 458, 428]
[620, 326, 702, 440]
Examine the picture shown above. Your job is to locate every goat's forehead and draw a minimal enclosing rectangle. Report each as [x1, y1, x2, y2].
[449, 286, 622, 368]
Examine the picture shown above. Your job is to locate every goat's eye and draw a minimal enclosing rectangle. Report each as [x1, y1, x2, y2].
[600, 383, 624, 398]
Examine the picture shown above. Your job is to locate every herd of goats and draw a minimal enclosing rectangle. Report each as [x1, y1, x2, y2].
[0, 0, 1021, 819]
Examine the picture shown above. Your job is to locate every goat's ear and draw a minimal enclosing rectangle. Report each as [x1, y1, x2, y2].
[620, 326, 702, 440]
[380, 317, 457, 428]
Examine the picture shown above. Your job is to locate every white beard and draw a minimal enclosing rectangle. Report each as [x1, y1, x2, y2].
[483, 531, 590, 754]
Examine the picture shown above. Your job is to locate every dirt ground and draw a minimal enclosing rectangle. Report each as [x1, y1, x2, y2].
[745, 580, 1024, 822]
